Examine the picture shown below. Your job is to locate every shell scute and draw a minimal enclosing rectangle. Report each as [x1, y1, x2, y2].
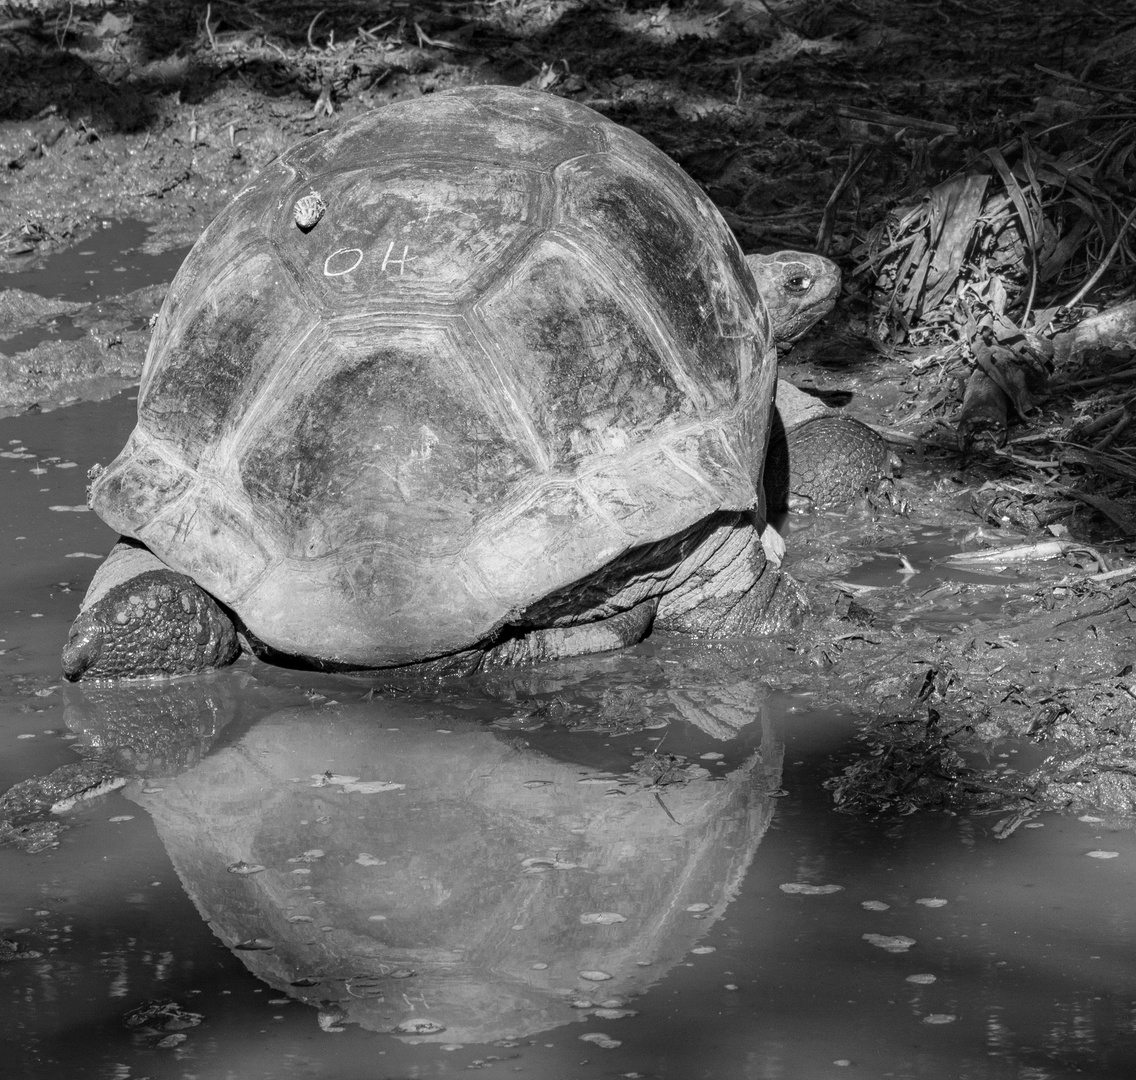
[236, 324, 532, 558]
[138, 485, 272, 603]
[553, 151, 761, 406]
[92, 431, 192, 533]
[138, 250, 314, 468]
[471, 236, 686, 469]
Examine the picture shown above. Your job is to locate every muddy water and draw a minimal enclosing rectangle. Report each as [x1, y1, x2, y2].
[3, 231, 1136, 1078]
[1, 220, 192, 304]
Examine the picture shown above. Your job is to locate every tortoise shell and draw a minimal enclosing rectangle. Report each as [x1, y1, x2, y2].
[90, 86, 776, 667]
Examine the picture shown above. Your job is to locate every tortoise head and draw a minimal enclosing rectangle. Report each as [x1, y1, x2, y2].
[746, 251, 841, 344]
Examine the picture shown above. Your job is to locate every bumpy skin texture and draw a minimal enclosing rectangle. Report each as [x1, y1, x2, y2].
[62, 569, 240, 680]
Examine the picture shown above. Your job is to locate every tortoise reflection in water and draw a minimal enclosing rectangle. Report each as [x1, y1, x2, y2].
[129, 699, 781, 1042]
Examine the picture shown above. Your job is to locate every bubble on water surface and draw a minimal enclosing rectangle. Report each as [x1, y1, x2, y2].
[923, 1013, 957, 1024]
[580, 912, 626, 925]
[915, 897, 948, 907]
[906, 973, 937, 984]
[580, 1033, 621, 1048]
[863, 934, 916, 952]
[318, 1008, 348, 1033]
[691, 946, 716, 954]
[685, 902, 710, 912]
[522, 856, 578, 872]
[780, 883, 843, 895]
[395, 1018, 445, 1034]
[1087, 850, 1119, 859]
[579, 970, 613, 981]
[310, 773, 355, 786]
[288, 849, 325, 862]
[337, 775, 400, 792]
[862, 900, 890, 911]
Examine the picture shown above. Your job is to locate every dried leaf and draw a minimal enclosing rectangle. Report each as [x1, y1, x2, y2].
[921, 174, 989, 311]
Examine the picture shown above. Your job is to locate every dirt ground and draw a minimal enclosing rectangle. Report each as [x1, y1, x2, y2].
[2, 0, 1136, 824]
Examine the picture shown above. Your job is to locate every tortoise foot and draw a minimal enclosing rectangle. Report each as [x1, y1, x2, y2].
[62, 543, 240, 681]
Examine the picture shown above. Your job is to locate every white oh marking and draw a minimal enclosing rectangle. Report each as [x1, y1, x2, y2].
[323, 247, 364, 277]
[380, 241, 412, 276]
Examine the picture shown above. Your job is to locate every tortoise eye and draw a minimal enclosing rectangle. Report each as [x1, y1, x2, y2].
[785, 274, 814, 294]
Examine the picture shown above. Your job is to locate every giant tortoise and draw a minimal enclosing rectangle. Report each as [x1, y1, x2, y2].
[62, 85, 849, 681]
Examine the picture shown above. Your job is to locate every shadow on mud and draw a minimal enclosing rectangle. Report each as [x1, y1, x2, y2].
[1, 0, 758, 142]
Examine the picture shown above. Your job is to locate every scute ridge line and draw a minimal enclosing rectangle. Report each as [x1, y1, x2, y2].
[544, 228, 709, 412]
[462, 311, 552, 473]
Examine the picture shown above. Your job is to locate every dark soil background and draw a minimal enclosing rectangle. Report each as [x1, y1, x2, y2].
[1, 1, 1129, 266]
[3, 0, 1136, 823]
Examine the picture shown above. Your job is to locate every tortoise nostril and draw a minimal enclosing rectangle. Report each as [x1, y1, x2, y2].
[61, 620, 100, 681]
